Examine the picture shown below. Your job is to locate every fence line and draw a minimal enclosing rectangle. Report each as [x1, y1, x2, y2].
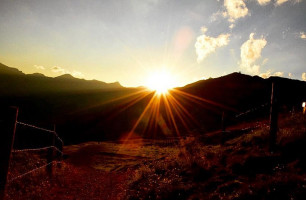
[7, 161, 60, 183]
[235, 102, 269, 118]
[16, 121, 64, 145]
[6, 119, 64, 184]
[12, 146, 63, 156]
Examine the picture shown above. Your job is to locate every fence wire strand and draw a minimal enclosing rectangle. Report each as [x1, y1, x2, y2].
[7, 161, 60, 183]
[16, 121, 64, 145]
[235, 102, 269, 118]
[12, 145, 63, 156]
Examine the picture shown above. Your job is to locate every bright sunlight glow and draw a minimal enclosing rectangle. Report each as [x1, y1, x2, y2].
[146, 70, 177, 94]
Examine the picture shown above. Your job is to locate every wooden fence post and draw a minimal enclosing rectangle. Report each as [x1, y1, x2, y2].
[269, 82, 278, 152]
[47, 125, 55, 177]
[0, 107, 18, 200]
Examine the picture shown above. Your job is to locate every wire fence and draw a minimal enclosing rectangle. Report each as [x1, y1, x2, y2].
[16, 121, 63, 145]
[7, 120, 64, 184]
[8, 161, 61, 183]
[235, 102, 269, 118]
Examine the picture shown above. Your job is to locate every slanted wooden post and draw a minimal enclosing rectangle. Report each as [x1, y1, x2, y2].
[47, 125, 55, 177]
[269, 82, 278, 152]
[0, 107, 18, 200]
[55, 125, 63, 168]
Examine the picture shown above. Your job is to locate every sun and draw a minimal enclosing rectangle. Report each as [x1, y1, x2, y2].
[146, 70, 177, 94]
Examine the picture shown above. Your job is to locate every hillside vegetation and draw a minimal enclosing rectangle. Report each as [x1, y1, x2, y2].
[126, 113, 306, 200]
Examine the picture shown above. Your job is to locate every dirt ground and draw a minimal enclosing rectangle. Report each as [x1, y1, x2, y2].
[5, 138, 180, 200]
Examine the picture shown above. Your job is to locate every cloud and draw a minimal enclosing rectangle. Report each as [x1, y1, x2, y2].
[229, 24, 235, 29]
[209, 10, 227, 22]
[260, 70, 284, 78]
[34, 65, 45, 70]
[257, 0, 271, 5]
[300, 32, 306, 39]
[275, 0, 302, 6]
[240, 33, 267, 74]
[51, 66, 66, 74]
[224, 0, 249, 22]
[302, 73, 306, 81]
[195, 27, 230, 62]
[259, 70, 271, 78]
[51, 66, 84, 78]
[273, 71, 284, 77]
[275, 0, 289, 5]
[71, 71, 84, 78]
[262, 58, 269, 65]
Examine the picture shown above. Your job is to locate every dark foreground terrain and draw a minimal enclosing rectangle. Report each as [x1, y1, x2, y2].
[5, 113, 306, 200]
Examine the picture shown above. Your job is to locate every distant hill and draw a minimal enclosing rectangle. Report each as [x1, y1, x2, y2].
[27, 73, 46, 77]
[0, 63, 123, 96]
[181, 72, 306, 112]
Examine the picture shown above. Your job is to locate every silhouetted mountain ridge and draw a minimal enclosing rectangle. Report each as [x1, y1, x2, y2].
[0, 63, 123, 95]
[27, 73, 46, 77]
[55, 74, 75, 79]
[181, 72, 306, 112]
[0, 63, 24, 75]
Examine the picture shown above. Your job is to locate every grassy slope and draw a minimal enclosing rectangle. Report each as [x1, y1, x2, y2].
[126, 113, 306, 200]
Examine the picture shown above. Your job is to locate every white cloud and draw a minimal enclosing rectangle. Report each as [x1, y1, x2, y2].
[300, 32, 306, 39]
[51, 66, 84, 78]
[273, 71, 284, 77]
[34, 65, 45, 70]
[275, 0, 289, 5]
[195, 27, 230, 62]
[262, 58, 269, 65]
[200, 27, 208, 33]
[224, 0, 249, 22]
[229, 24, 235, 29]
[302, 73, 306, 81]
[240, 33, 267, 74]
[210, 11, 222, 22]
[260, 70, 284, 78]
[51, 66, 66, 74]
[209, 10, 228, 22]
[260, 70, 271, 78]
[258, 0, 271, 5]
[275, 0, 302, 6]
[71, 71, 84, 78]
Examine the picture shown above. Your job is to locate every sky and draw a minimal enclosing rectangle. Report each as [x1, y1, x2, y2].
[0, 0, 305, 87]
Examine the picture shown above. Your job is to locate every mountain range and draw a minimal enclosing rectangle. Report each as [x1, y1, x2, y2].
[1, 62, 305, 144]
[0, 63, 122, 96]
